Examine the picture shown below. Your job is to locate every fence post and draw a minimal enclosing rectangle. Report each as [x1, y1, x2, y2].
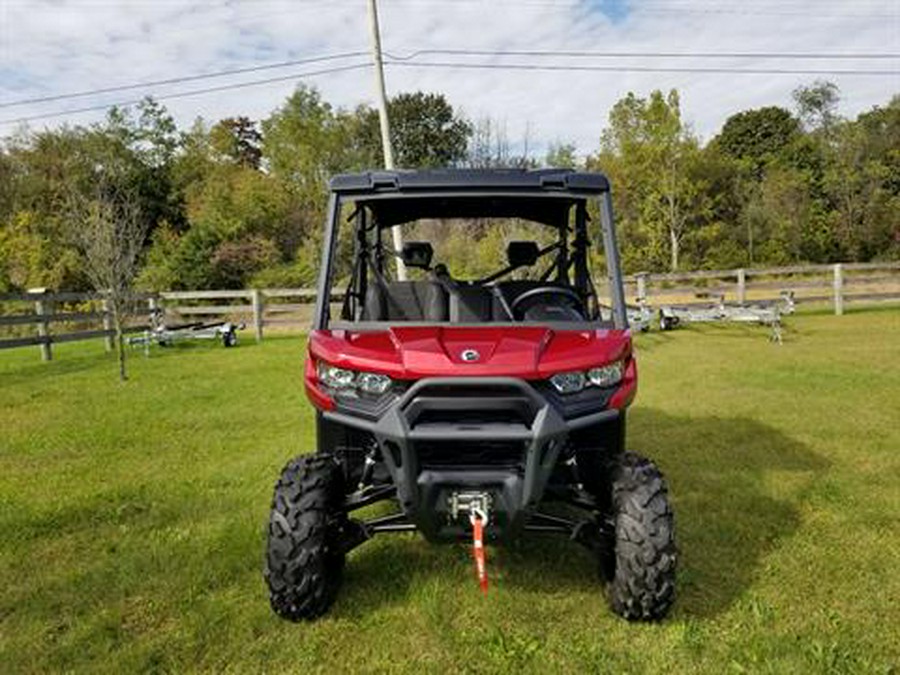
[101, 297, 113, 352]
[32, 289, 52, 361]
[833, 263, 844, 316]
[148, 296, 160, 330]
[636, 273, 648, 302]
[251, 289, 264, 342]
[736, 268, 746, 305]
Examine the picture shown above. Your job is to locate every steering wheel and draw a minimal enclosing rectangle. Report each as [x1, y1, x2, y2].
[510, 286, 585, 320]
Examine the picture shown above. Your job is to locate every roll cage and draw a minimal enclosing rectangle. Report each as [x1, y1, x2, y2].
[314, 169, 628, 331]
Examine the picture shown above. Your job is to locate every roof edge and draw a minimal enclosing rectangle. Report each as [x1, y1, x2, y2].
[329, 169, 610, 195]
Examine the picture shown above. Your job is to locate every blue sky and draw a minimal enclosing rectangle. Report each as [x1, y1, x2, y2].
[588, 0, 631, 23]
[1, 0, 898, 157]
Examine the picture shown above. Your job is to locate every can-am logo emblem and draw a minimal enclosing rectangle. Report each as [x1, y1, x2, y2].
[461, 349, 480, 362]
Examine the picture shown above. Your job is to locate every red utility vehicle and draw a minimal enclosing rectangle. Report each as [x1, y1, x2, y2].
[265, 169, 676, 621]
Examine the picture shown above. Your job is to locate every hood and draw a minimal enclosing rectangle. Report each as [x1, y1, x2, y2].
[308, 325, 631, 380]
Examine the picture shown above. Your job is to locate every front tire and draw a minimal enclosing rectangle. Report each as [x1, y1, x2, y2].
[606, 452, 676, 621]
[265, 454, 346, 621]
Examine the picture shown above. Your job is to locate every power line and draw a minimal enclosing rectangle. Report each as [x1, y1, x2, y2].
[0, 52, 368, 109]
[4, 49, 897, 111]
[0, 62, 371, 127]
[387, 49, 900, 61]
[386, 60, 900, 77]
[3, 57, 897, 128]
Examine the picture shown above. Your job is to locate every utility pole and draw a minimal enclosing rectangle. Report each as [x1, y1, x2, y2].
[366, 0, 406, 280]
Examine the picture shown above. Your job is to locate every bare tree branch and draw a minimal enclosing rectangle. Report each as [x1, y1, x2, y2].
[67, 171, 147, 381]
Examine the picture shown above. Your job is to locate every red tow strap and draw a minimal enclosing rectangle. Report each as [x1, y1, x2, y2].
[471, 514, 488, 595]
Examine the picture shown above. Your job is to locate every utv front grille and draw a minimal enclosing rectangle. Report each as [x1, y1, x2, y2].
[398, 380, 537, 473]
[412, 408, 526, 426]
[401, 381, 539, 428]
[416, 440, 526, 471]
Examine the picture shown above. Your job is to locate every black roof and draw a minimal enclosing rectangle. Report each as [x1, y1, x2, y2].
[329, 168, 610, 195]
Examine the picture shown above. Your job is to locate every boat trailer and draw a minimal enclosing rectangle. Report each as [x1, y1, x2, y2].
[658, 291, 795, 342]
[128, 320, 245, 349]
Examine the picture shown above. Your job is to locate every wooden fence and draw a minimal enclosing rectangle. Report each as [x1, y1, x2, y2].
[0, 290, 157, 361]
[1, 261, 898, 361]
[0, 288, 332, 361]
[623, 261, 900, 316]
[156, 288, 332, 342]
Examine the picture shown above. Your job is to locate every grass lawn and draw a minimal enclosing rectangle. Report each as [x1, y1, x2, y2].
[1, 308, 899, 673]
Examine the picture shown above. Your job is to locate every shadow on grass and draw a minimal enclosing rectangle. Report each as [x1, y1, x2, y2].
[630, 408, 827, 618]
[333, 408, 827, 620]
[632, 328, 676, 353]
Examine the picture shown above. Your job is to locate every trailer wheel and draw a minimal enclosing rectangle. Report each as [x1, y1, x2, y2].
[605, 452, 676, 621]
[659, 313, 678, 331]
[265, 454, 346, 621]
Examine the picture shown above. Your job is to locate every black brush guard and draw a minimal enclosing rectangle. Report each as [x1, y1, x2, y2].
[323, 377, 620, 542]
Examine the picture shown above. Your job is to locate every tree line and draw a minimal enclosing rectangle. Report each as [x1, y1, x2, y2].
[1, 82, 897, 294]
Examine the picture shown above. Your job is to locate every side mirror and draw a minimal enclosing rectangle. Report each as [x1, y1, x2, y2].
[507, 241, 540, 267]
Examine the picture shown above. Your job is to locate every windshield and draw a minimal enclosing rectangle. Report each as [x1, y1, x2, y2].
[320, 193, 623, 328]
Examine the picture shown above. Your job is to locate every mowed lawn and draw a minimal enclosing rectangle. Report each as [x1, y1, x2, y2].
[1, 309, 899, 674]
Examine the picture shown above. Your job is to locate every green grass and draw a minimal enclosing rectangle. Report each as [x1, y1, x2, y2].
[2, 309, 899, 673]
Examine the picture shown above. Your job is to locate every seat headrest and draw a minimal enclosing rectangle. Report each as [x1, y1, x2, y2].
[507, 241, 540, 268]
[401, 241, 433, 269]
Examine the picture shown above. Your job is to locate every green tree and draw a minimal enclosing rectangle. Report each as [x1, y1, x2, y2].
[824, 97, 900, 260]
[544, 142, 578, 169]
[261, 86, 348, 241]
[793, 81, 841, 133]
[209, 116, 263, 169]
[355, 92, 472, 169]
[595, 89, 706, 271]
[715, 106, 800, 177]
[0, 210, 83, 291]
[389, 92, 470, 168]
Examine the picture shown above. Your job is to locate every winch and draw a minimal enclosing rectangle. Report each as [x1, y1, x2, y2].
[449, 491, 492, 595]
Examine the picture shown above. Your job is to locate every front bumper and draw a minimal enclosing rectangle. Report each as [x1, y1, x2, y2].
[322, 377, 620, 541]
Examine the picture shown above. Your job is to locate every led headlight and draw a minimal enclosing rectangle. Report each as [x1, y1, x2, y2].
[316, 362, 392, 395]
[356, 371, 392, 395]
[549, 360, 625, 394]
[550, 371, 587, 394]
[587, 361, 624, 388]
[317, 362, 355, 389]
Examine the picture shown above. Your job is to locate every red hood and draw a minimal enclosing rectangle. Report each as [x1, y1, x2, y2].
[308, 325, 631, 380]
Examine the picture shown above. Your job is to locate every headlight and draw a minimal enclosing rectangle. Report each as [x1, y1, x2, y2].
[316, 362, 392, 395]
[550, 371, 587, 394]
[356, 371, 392, 395]
[587, 361, 624, 388]
[317, 362, 356, 389]
[550, 360, 624, 394]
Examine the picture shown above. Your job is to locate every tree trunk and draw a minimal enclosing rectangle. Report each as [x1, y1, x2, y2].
[113, 309, 128, 382]
[669, 228, 679, 272]
[667, 153, 679, 272]
[748, 220, 754, 266]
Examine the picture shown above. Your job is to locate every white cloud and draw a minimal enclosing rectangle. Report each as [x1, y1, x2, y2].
[1, 0, 898, 158]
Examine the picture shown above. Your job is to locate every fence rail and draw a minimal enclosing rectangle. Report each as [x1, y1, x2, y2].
[1, 261, 898, 361]
[0, 290, 161, 360]
[624, 261, 900, 315]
